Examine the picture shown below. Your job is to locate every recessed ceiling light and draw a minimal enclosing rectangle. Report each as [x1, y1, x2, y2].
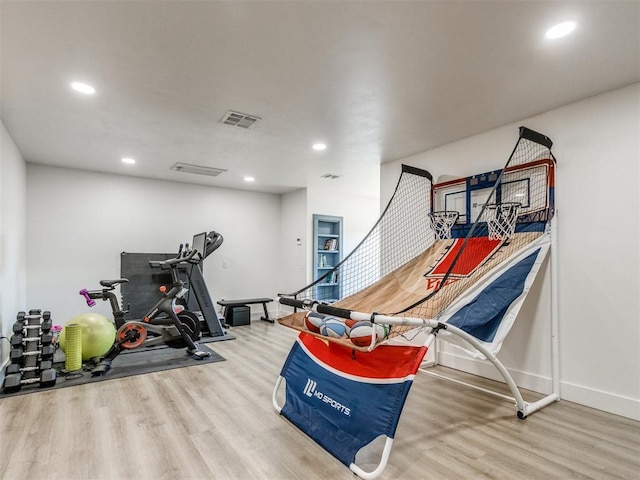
[312, 143, 327, 151]
[121, 157, 136, 165]
[244, 176, 255, 182]
[545, 21, 577, 39]
[71, 82, 96, 94]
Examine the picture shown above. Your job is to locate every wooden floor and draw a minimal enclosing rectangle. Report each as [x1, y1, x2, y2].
[1, 321, 638, 479]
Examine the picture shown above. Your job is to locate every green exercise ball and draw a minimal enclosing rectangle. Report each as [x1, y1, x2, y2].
[59, 312, 116, 361]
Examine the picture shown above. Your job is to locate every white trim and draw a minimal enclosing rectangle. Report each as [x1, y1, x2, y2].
[561, 381, 640, 421]
[419, 368, 517, 403]
[426, 353, 640, 420]
[549, 214, 561, 397]
[437, 350, 553, 394]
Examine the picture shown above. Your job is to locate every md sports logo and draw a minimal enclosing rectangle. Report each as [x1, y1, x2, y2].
[303, 378, 351, 416]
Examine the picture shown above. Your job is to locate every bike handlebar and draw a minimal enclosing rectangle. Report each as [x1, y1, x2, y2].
[161, 248, 199, 267]
[206, 231, 223, 256]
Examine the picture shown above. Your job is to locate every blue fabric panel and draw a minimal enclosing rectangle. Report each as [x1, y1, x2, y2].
[279, 342, 413, 466]
[447, 249, 540, 342]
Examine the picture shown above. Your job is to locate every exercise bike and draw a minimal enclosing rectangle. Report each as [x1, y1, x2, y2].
[79, 244, 211, 376]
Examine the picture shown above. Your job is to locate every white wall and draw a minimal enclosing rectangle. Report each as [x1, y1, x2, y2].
[381, 83, 640, 420]
[307, 184, 380, 285]
[23, 163, 381, 331]
[279, 188, 308, 296]
[0, 121, 27, 367]
[26, 165, 282, 322]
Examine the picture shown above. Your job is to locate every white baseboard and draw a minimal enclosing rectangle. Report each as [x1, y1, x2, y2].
[438, 351, 553, 393]
[560, 380, 640, 421]
[437, 351, 640, 420]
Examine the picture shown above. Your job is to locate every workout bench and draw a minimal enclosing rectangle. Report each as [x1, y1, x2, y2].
[217, 298, 274, 325]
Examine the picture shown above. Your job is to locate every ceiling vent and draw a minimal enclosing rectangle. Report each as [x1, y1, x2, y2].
[321, 173, 340, 180]
[170, 162, 227, 177]
[220, 110, 261, 129]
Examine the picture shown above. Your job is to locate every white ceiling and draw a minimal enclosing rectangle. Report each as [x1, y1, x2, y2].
[1, 1, 638, 195]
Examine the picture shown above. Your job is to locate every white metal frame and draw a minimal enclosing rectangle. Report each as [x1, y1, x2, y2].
[420, 214, 560, 417]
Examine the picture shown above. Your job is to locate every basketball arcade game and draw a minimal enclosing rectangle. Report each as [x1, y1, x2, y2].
[274, 127, 558, 479]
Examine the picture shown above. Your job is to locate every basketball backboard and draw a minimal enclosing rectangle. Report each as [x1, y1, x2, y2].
[432, 159, 554, 226]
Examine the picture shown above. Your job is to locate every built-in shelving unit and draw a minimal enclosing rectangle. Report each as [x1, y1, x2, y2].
[312, 214, 343, 303]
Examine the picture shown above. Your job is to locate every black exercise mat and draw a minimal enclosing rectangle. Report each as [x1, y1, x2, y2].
[0, 344, 225, 399]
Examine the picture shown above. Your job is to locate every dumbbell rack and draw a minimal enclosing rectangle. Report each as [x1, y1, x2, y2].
[2, 310, 57, 394]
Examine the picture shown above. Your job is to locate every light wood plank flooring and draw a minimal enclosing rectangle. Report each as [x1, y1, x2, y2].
[1, 321, 638, 479]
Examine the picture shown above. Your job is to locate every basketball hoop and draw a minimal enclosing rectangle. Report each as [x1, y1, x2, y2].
[486, 202, 521, 240]
[429, 211, 459, 240]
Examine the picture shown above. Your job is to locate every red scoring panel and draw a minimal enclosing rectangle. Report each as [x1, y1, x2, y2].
[299, 332, 427, 379]
[430, 237, 502, 277]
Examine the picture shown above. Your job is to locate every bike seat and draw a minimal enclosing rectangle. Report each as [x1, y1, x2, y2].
[99, 278, 129, 288]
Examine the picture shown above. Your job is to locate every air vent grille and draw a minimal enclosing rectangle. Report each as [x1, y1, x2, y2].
[321, 173, 340, 180]
[220, 110, 261, 129]
[170, 162, 227, 177]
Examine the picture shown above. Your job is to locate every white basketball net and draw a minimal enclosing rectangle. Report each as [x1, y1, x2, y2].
[486, 202, 521, 240]
[429, 211, 460, 240]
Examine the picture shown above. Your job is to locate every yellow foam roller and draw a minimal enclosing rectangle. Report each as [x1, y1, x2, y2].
[64, 323, 82, 371]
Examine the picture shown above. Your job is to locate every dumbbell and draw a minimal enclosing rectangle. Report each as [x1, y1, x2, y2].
[11, 333, 55, 363]
[39, 360, 53, 371]
[79, 289, 96, 307]
[41, 332, 54, 346]
[40, 345, 55, 360]
[10, 333, 24, 347]
[9, 346, 24, 365]
[41, 311, 52, 333]
[41, 318, 52, 334]
[5, 360, 53, 376]
[39, 368, 57, 388]
[12, 320, 24, 334]
[2, 373, 22, 394]
[5, 363, 21, 375]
